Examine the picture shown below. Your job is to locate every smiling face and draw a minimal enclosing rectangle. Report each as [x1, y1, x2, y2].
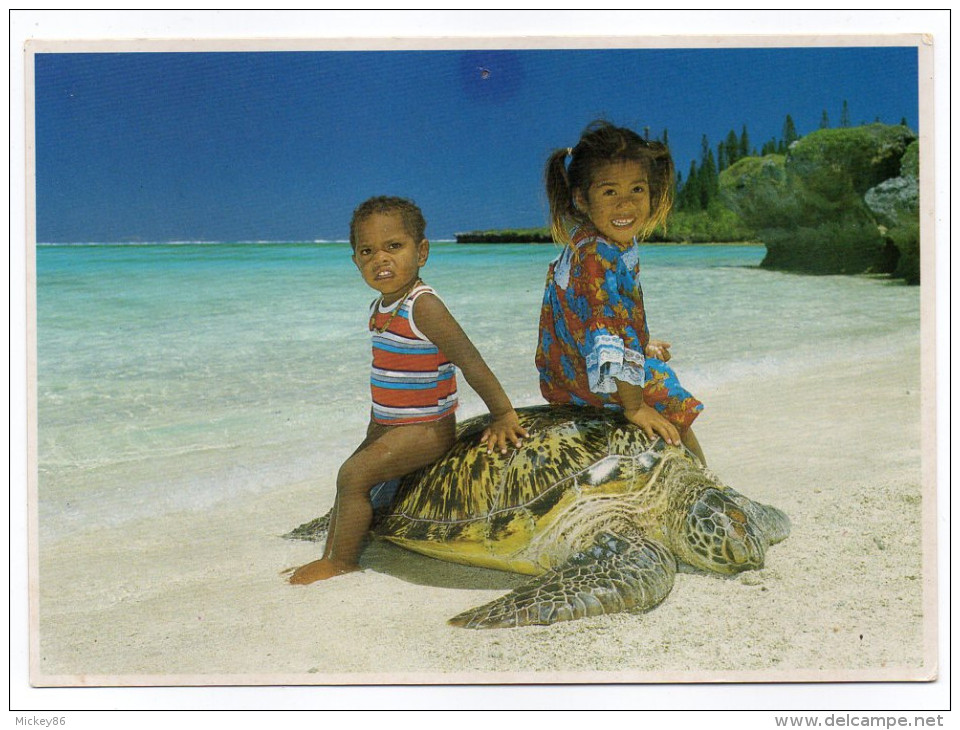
[574, 159, 652, 247]
[352, 211, 428, 304]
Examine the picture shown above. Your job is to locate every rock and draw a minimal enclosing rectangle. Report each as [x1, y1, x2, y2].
[718, 154, 787, 220]
[865, 138, 921, 283]
[719, 124, 919, 281]
[864, 176, 919, 228]
[788, 123, 917, 196]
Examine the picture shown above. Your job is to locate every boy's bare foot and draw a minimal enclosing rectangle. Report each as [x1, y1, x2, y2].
[288, 558, 359, 584]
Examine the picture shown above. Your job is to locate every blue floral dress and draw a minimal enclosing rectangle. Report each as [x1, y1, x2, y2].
[535, 225, 703, 431]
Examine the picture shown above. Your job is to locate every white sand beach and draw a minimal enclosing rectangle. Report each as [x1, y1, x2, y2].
[32, 338, 934, 686]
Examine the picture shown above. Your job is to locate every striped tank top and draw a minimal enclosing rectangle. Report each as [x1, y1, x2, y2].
[369, 284, 458, 425]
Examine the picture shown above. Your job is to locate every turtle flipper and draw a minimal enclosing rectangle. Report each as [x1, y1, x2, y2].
[284, 480, 400, 543]
[283, 510, 332, 542]
[448, 532, 676, 629]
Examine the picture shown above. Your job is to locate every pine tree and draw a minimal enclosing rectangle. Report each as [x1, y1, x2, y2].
[723, 129, 740, 169]
[840, 100, 850, 127]
[698, 136, 719, 209]
[679, 160, 700, 211]
[820, 110, 830, 129]
[739, 124, 750, 159]
[701, 149, 718, 209]
[782, 114, 799, 146]
[900, 117, 908, 127]
[688, 160, 701, 211]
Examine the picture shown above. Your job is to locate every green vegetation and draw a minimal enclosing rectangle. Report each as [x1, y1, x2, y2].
[652, 207, 756, 244]
[455, 227, 551, 243]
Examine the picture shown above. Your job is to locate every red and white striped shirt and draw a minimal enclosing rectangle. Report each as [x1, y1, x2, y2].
[369, 284, 458, 425]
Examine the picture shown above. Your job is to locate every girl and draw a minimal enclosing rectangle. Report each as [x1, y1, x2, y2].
[535, 121, 706, 463]
[290, 196, 527, 583]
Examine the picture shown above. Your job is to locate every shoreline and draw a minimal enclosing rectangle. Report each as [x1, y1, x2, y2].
[33, 342, 930, 684]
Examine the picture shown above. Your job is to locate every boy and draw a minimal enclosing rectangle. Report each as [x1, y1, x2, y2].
[289, 197, 526, 583]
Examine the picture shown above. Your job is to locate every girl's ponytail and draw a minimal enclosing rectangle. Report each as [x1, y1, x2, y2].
[545, 148, 578, 246]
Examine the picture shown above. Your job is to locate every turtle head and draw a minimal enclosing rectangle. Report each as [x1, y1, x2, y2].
[678, 487, 767, 574]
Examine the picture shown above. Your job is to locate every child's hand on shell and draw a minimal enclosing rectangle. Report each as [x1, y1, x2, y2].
[645, 339, 672, 362]
[623, 404, 681, 447]
[480, 409, 529, 455]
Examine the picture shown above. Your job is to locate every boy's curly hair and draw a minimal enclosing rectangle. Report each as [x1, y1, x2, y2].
[349, 196, 427, 249]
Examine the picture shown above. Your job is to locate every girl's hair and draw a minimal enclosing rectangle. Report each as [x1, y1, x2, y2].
[349, 196, 427, 249]
[546, 120, 675, 244]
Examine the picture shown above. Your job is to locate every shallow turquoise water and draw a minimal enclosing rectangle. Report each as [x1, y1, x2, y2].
[34, 242, 919, 538]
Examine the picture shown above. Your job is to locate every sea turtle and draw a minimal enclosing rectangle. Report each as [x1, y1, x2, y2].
[286, 405, 790, 629]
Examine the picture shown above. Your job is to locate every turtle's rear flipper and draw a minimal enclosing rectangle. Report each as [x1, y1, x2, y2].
[448, 532, 677, 629]
[283, 510, 332, 542]
[283, 480, 400, 543]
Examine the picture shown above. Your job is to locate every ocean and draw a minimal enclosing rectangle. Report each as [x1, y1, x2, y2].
[34, 242, 920, 540]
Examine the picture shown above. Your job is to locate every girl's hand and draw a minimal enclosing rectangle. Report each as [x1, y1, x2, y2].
[645, 339, 671, 362]
[480, 409, 529, 455]
[623, 404, 680, 447]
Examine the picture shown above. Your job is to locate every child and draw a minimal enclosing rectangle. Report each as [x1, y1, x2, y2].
[290, 196, 528, 583]
[535, 121, 706, 464]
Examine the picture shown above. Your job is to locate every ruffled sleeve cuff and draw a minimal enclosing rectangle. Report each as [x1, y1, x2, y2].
[584, 334, 646, 394]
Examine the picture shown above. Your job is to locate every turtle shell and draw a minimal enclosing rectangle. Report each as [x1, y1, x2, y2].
[373, 404, 681, 575]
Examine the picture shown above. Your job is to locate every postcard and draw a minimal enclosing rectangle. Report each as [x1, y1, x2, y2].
[13, 11, 946, 714]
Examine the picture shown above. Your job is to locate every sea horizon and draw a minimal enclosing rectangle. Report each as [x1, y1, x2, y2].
[36, 239, 364, 246]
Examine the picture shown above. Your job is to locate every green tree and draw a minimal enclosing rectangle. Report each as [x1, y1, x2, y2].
[820, 110, 830, 129]
[782, 114, 799, 146]
[677, 159, 700, 211]
[739, 125, 750, 159]
[723, 129, 740, 169]
[840, 100, 850, 128]
[698, 137, 719, 209]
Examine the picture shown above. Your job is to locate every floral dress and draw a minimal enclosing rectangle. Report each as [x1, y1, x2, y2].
[535, 225, 703, 431]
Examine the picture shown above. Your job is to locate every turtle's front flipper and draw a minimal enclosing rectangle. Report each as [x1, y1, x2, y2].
[448, 532, 676, 629]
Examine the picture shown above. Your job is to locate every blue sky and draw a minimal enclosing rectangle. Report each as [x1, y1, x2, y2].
[34, 45, 919, 243]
